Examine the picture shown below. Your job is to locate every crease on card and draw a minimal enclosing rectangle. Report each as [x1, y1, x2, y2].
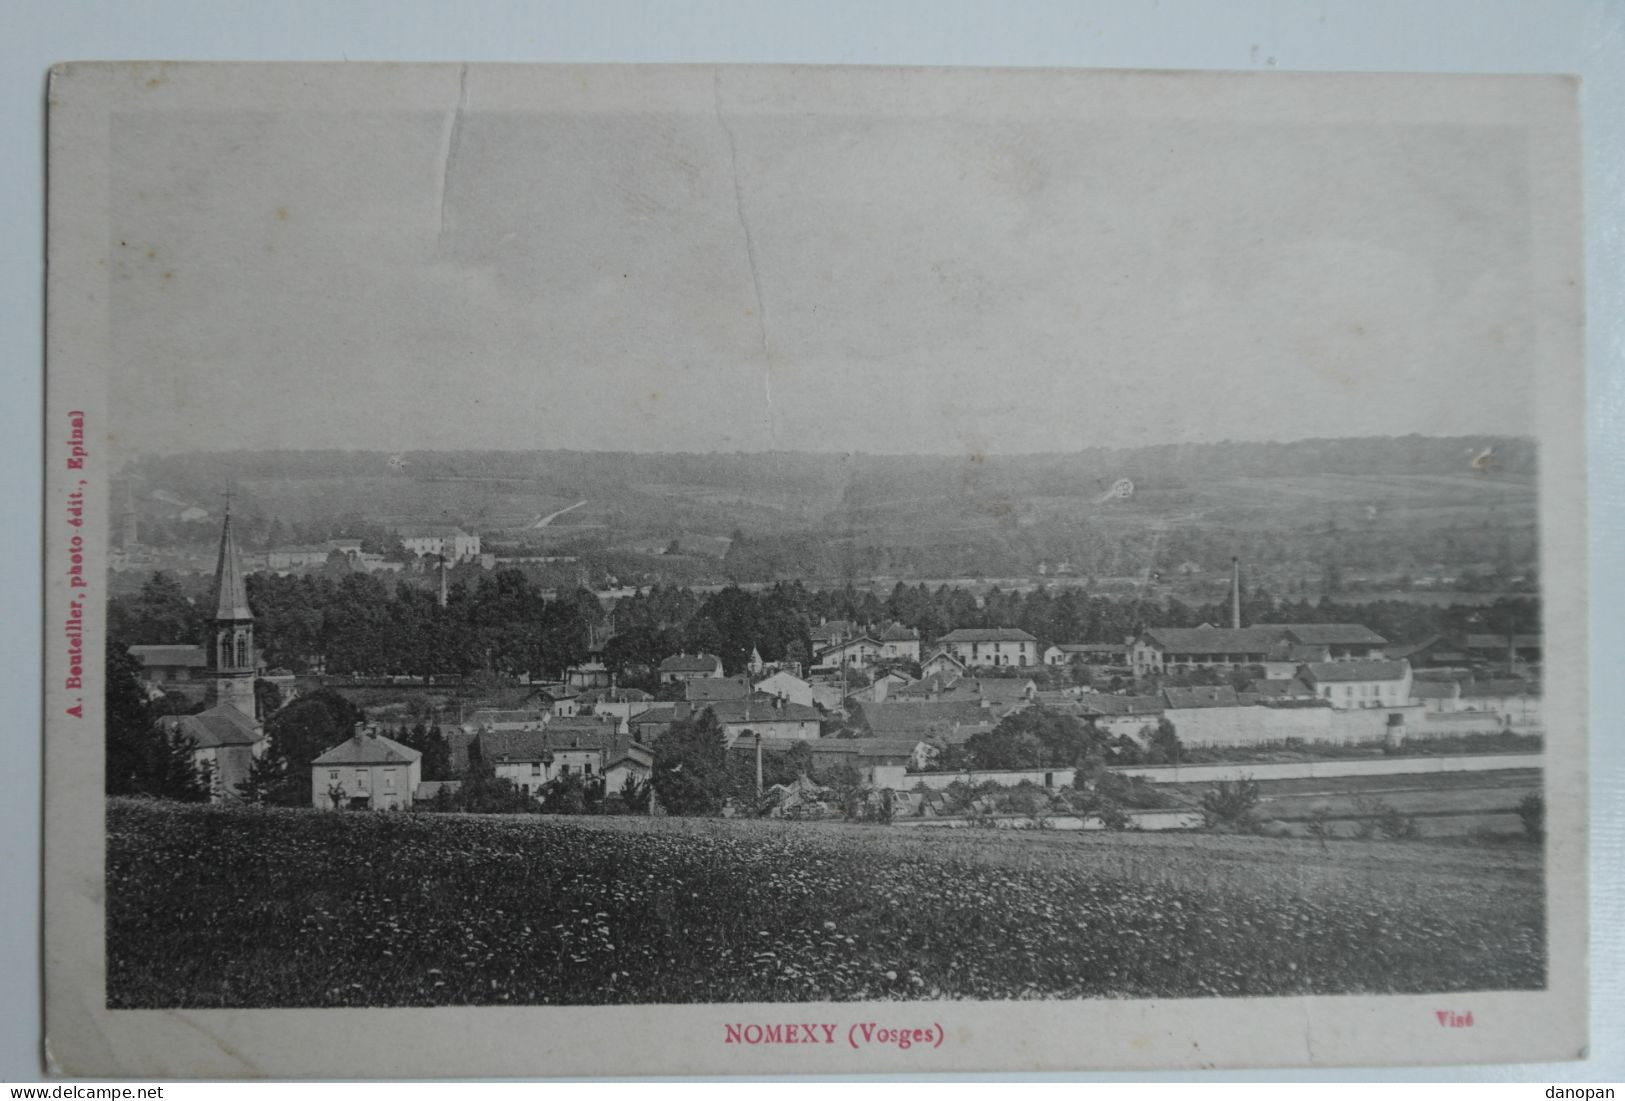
[164, 1010, 264, 1076]
[713, 69, 777, 445]
[435, 64, 470, 248]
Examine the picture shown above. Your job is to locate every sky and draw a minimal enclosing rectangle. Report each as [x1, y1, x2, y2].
[106, 67, 1540, 461]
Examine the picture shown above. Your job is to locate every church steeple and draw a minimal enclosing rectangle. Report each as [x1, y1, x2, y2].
[213, 493, 252, 621]
[207, 496, 257, 718]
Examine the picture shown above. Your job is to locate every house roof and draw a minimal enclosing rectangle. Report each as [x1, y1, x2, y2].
[659, 653, 722, 673]
[476, 726, 618, 763]
[1461, 679, 1540, 698]
[1139, 626, 1285, 653]
[414, 780, 462, 800]
[1409, 680, 1461, 699]
[1162, 686, 1242, 709]
[936, 627, 1038, 644]
[128, 644, 207, 669]
[163, 704, 262, 749]
[1055, 643, 1128, 654]
[1247, 678, 1316, 699]
[684, 675, 752, 702]
[1276, 623, 1389, 646]
[807, 738, 925, 760]
[705, 697, 822, 725]
[1301, 660, 1411, 683]
[1464, 634, 1543, 652]
[575, 686, 653, 704]
[879, 623, 919, 641]
[399, 525, 470, 539]
[313, 731, 421, 766]
[816, 636, 880, 657]
[467, 709, 551, 728]
[1069, 692, 1165, 717]
[854, 701, 994, 738]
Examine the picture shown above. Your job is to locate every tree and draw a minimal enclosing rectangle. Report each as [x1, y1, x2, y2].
[619, 773, 652, 813]
[254, 689, 366, 805]
[653, 708, 732, 815]
[1146, 717, 1183, 765]
[105, 645, 209, 802]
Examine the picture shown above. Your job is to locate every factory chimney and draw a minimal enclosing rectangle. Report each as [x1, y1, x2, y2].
[1231, 558, 1242, 630]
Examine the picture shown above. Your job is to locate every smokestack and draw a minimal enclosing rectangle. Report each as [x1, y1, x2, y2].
[438, 557, 449, 609]
[1231, 557, 1242, 630]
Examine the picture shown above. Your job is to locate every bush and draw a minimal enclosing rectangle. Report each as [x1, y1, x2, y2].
[1516, 792, 1544, 842]
[1200, 778, 1260, 831]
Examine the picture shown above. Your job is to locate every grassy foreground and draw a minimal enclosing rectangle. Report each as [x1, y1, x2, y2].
[106, 798, 1544, 1008]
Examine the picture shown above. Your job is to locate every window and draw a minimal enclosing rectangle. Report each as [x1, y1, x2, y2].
[531, 762, 542, 775]
[329, 770, 338, 781]
[384, 769, 395, 792]
[355, 770, 368, 787]
[235, 636, 247, 667]
[585, 762, 594, 777]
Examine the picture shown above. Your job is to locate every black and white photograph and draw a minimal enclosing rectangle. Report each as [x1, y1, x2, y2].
[42, 62, 1588, 1076]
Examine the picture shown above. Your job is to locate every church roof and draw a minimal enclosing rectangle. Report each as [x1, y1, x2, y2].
[212, 507, 253, 621]
[162, 704, 262, 749]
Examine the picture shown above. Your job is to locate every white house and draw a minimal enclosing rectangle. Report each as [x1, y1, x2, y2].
[878, 623, 922, 662]
[936, 628, 1038, 669]
[311, 726, 423, 810]
[398, 526, 482, 562]
[752, 670, 815, 708]
[707, 697, 823, 745]
[1299, 660, 1414, 710]
[919, 649, 968, 680]
[659, 652, 725, 683]
[814, 636, 882, 670]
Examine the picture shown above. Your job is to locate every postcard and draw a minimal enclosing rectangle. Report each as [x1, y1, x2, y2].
[43, 62, 1587, 1076]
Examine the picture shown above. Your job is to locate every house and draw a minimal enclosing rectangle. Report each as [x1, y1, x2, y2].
[1247, 677, 1318, 703]
[1457, 679, 1542, 726]
[265, 544, 339, 571]
[1388, 635, 1474, 670]
[659, 652, 725, 684]
[474, 726, 618, 797]
[312, 725, 423, 810]
[919, 649, 968, 680]
[564, 660, 612, 690]
[413, 779, 462, 806]
[1273, 624, 1389, 661]
[1132, 623, 1389, 677]
[527, 684, 581, 718]
[1463, 634, 1543, 666]
[807, 737, 935, 775]
[1161, 685, 1242, 710]
[1299, 660, 1413, 710]
[887, 674, 1035, 712]
[159, 705, 265, 800]
[747, 647, 765, 674]
[1132, 626, 1284, 677]
[1043, 642, 1131, 667]
[851, 700, 996, 743]
[466, 708, 551, 732]
[1065, 692, 1166, 737]
[707, 697, 823, 745]
[813, 635, 882, 671]
[127, 643, 207, 686]
[1409, 678, 1463, 712]
[877, 623, 922, 662]
[685, 675, 753, 704]
[842, 669, 914, 704]
[575, 686, 654, 731]
[935, 627, 1039, 669]
[808, 619, 857, 650]
[753, 670, 815, 709]
[398, 526, 482, 562]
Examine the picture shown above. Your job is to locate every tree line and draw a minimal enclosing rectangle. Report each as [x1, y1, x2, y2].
[108, 567, 1540, 685]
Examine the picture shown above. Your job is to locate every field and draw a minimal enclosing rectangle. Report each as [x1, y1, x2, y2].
[1158, 769, 1541, 839]
[106, 799, 1545, 1009]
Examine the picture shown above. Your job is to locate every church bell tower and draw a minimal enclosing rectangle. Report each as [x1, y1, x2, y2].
[208, 498, 258, 719]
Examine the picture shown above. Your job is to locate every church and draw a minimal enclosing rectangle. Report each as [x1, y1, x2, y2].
[153, 504, 267, 800]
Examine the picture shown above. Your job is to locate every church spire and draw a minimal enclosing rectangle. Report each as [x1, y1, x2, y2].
[213, 493, 252, 622]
